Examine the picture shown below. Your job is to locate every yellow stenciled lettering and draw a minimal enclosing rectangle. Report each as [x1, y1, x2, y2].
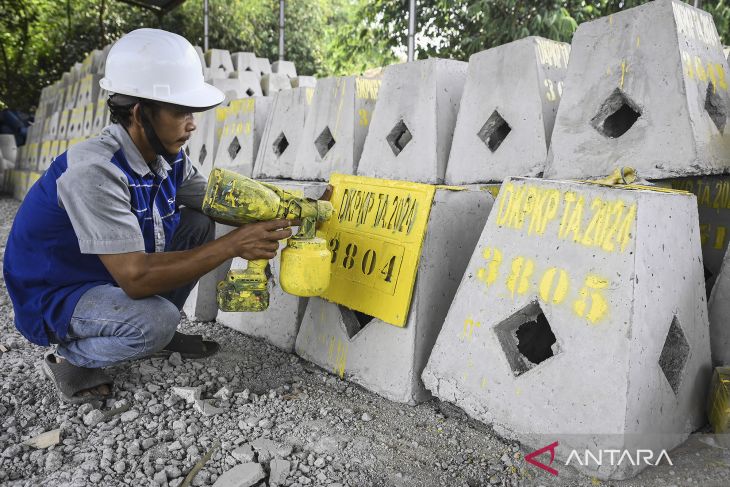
[477, 247, 502, 287]
[601, 200, 626, 252]
[539, 267, 570, 305]
[506, 256, 534, 297]
[618, 203, 637, 252]
[496, 183, 515, 226]
[460, 317, 481, 341]
[573, 274, 610, 324]
[558, 191, 577, 238]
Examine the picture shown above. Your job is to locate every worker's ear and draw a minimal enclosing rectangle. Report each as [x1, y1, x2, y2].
[130, 103, 144, 129]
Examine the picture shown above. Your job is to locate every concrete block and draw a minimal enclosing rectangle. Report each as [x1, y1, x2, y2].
[357, 59, 466, 184]
[657, 176, 730, 295]
[231, 52, 259, 77]
[38, 141, 53, 171]
[446, 37, 570, 184]
[63, 81, 80, 111]
[24, 143, 38, 171]
[545, 0, 730, 179]
[260, 73, 291, 96]
[194, 45, 205, 69]
[218, 181, 328, 352]
[66, 106, 85, 140]
[81, 103, 95, 138]
[212, 77, 262, 102]
[291, 76, 317, 88]
[42, 112, 60, 142]
[97, 44, 112, 75]
[0, 135, 16, 166]
[295, 176, 493, 402]
[183, 224, 235, 322]
[57, 110, 71, 141]
[422, 177, 711, 480]
[205, 49, 234, 74]
[185, 109, 217, 177]
[213, 97, 273, 176]
[75, 74, 101, 107]
[92, 97, 110, 135]
[709, 251, 730, 366]
[253, 87, 314, 179]
[272, 60, 297, 78]
[292, 77, 381, 180]
[255, 57, 272, 77]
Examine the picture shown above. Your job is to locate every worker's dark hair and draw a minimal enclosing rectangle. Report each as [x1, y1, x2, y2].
[107, 94, 161, 128]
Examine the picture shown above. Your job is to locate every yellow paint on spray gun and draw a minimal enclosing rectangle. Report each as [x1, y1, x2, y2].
[202, 168, 333, 311]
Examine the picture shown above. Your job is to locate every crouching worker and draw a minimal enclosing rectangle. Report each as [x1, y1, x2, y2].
[2, 29, 295, 404]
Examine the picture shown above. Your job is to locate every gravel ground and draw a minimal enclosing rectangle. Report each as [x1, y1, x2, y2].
[0, 195, 729, 487]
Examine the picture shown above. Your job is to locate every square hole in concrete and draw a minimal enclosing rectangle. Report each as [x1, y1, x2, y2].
[386, 119, 412, 156]
[314, 126, 336, 159]
[495, 302, 560, 377]
[590, 88, 641, 138]
[659, 315, 690, 395]
[705, 83, 727, 134]
[246, 88, 255, 97]
[227, 136, 241, 161]
[272, 132, 289, 157]
[338, 305, 375, 340]
[478, 110, 512, 152]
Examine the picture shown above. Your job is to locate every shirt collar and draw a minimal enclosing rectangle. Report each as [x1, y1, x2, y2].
[105, 124, 172, 179]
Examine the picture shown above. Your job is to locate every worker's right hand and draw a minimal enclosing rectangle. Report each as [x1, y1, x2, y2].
[226, 219, 293, 260]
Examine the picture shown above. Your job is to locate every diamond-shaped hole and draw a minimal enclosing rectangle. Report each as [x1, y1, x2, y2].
[386, 119, 412, 156]
[227, 137, 241, 161]
[339, 305, 375, 340]
[659, 315, 690, 395]
[591, 88, 641, 138]
[199, 144, 207, 165]
[477, 110, 511, 153]
[246, 88, 255, 97]
[705, 83, 727, 134]
[314, 126, 335, 159]
[272, 132, 289, 157]
[495, 302, 560, 377]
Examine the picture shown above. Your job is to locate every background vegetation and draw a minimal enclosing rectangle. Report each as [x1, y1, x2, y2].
[2, 0, 730, 112]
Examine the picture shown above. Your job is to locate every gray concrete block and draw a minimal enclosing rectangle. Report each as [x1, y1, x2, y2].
[422, 177, 711, 480]
[91, 97, 110, 136]
[57, 110, 71, 141]
[185, 108, 217, 177]
[43, 112, 60, 142]
[357, 59, 466, 184]
[545, 0, 730, 179]
[295, 185, 493, 403]
[231, 52, 259, 77]
[213, 97, 273, 176]
[66, 106, 85, 140]
[205, 49, 234, 73]
[255, 57, 272, 77]
[709, 247, 730, 366]
[253, 87, 314, 179]
[75, 74, 101, 108]
[218, 181, 327, 352]
[227, 71, 263, 97]
[292, 76, 381, 180]
[212, 77, 261, 102]
[446, 37, 570, 184]
[194, 45, 205, 69]
[272, 60, 297, 78]
[260, 73, 291, 96]
[0, 135, 17, 166]
[291, 76, 316, 88]
[183, 224, 235, 322]
[81, 103, 95, 138]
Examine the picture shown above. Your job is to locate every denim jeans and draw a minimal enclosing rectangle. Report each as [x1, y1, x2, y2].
[55, 208, 215, 368]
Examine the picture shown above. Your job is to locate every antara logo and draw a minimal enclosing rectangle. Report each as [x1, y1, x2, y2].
[525, 441, 673, 476]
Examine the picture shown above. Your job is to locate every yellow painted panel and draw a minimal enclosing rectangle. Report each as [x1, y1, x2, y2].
[320, 174, 436, 326]
[709, 366, 730, 433]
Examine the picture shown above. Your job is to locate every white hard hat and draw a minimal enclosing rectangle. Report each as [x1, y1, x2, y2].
[100, 28, 224, 109]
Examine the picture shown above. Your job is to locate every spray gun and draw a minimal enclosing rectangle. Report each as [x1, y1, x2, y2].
[202, 168, 333, 312]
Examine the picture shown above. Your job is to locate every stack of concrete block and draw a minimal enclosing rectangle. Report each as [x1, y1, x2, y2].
[357, 59, 466, 184]
[291, 76, 381, 180]
[205, 49, 235, 80]
[423, 177, 710, 480]
[446, 37, 570, 185]
[544, 0, 730, 298]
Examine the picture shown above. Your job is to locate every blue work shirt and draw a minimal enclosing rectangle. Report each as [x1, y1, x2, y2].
[3, 124, 207, 346]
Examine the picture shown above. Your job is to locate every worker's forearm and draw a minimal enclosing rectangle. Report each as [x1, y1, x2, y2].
[125, 236, 234, 299]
